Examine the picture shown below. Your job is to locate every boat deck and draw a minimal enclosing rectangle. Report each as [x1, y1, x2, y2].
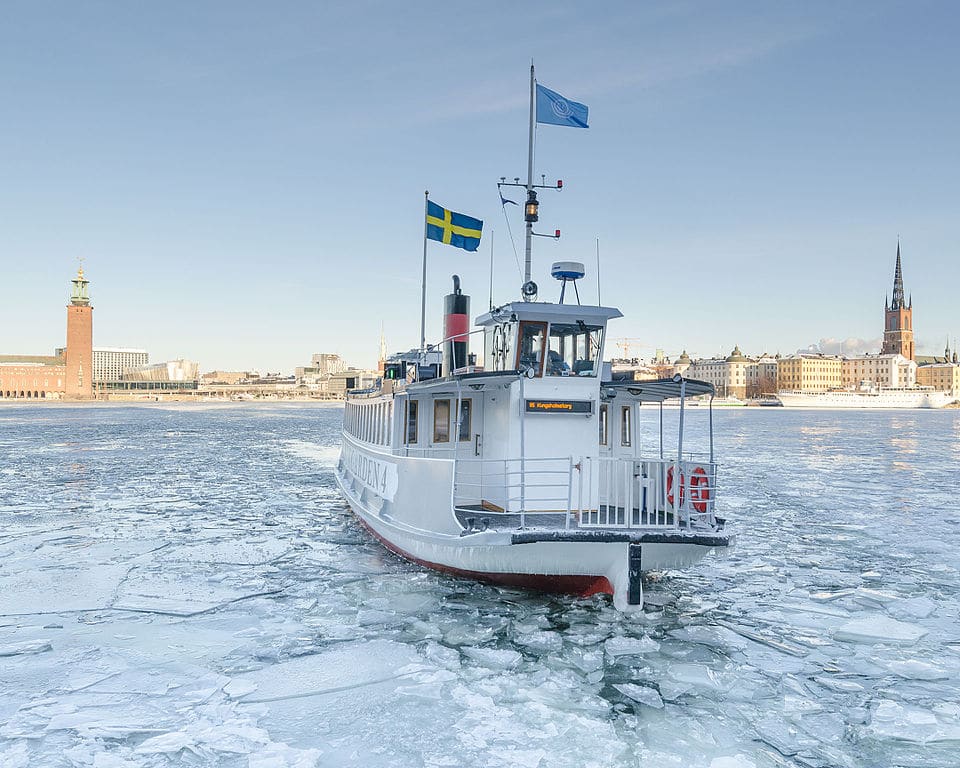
[454, 505, 731, 546]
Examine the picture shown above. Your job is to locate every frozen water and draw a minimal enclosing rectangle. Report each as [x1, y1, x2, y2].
[2, 403, 960, 767]
[833, 615, 928, 644]
[612, 683, 663, 708]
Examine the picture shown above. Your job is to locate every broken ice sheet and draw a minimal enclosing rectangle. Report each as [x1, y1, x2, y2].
[0, 564, 130, 616]
[157, 539, 292, 565]
[866, 699, 960, 744]
[613, 683, 663, 708]
[0, 640, 52, 657]
[604, 635, 660, 658]
[112, 568, 281, 616]
[833, 615, 928, 645]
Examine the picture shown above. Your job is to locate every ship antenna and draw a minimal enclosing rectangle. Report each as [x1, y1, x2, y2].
[497, 62, 564, 302]
[596, 237, 601, 305]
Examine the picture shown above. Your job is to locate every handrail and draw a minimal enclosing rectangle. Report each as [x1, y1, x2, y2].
[453, 454, 718, 530]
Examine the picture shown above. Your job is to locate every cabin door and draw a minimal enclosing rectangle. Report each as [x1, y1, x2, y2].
[456, 395, 482, 460]
[598, 402, 613, 458]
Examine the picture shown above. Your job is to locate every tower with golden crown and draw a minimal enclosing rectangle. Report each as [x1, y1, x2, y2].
[65, 266, 94, 398]
[880, 243, 914, 361]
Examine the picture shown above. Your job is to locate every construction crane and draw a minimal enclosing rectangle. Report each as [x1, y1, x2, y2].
[612, 337, 646, 359]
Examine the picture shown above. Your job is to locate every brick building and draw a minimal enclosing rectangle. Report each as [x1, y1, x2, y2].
[0, 267, 93, 400]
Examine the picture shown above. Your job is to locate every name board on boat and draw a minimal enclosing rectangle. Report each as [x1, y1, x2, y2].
[525, 399, 593, 414]
[342, 443, 399, 501]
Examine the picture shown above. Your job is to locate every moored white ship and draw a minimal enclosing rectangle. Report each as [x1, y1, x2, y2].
[776, 385, 951, 409]
[335, 66, 731, 610]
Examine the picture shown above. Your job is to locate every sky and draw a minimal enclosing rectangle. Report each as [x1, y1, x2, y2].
[1, 1, 958, 372]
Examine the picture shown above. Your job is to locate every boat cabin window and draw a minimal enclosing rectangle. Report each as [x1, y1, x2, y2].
[516, 321, 546, 377]
[599, 404, 608, 445]
[620, 405, 632, 446]
[547, 322, 604, 377]
[433, 399, 451, 443]
[458, 399, 472, 442]
[405, 400, 418, 444]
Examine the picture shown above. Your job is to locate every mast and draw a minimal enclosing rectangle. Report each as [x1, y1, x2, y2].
[524, 63, 535, 288]
[420, 190, 429, 363]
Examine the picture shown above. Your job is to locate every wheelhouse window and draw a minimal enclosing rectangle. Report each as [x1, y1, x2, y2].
[405, 400, 418, 444]
[458, 399, 472, 442]
[620, 405, 632, 446]
[433, 399, 451, 443]
[516, 321, 547, 377]
[599, 404, 608, 445]
[547, 322, 604, 377]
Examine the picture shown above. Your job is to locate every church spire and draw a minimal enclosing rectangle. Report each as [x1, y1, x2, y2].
[890, 241, 905, 310]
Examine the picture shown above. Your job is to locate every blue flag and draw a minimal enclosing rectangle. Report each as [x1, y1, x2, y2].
[426, 200, 483, 252]
[536, 83, 589, 128]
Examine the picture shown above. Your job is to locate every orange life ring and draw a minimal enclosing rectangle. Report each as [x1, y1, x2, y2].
[689, 465, 710, 514]
[667, 465, 711, 513]
[666, 465, 684, 507]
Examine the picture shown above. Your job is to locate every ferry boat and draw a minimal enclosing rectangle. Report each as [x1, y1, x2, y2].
[334, 67, 732, 610]
[776, 384, 951, 409]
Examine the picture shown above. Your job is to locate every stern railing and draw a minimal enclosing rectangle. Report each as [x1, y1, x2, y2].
[454, 455, 717, 530]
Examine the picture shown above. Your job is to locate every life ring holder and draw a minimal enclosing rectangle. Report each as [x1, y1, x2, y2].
[667, 465, 711, 514]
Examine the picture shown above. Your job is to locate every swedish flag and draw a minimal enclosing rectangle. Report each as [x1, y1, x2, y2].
[426, 200, 483, 252]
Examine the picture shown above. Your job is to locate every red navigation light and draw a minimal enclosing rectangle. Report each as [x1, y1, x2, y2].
[557, 179, 563, 189]
[555, 229, 561, 238]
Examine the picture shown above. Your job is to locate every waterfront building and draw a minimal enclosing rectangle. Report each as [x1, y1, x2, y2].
[0, 355, 65, 399]
[310, 353, 346, 376]
[917, 362, 960, 398]
[201, 370, 259, 385]
[326, 369, 380, 399]
[672, 350, 692, 377]
[685, 345, 753, 399]
[123, 360, 199, 383]
[841, 353, 916, 389]
[64, 267, 94, 398]
[880, 243, 915, 361]
[92, 348, 149, 383]
[777, 354, 843, 393]
[748, 354, 780, 397]
[0, 267, 93, 400]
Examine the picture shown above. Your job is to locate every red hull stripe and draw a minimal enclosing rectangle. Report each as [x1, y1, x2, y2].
[444, 313, 470, 343]
[353, 515, 614, 599]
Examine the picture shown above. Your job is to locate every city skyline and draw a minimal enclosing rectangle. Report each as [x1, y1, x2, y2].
[2, 2, 958, 371]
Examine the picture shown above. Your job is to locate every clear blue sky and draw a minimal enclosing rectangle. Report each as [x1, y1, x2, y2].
[2, 1, 957, 371]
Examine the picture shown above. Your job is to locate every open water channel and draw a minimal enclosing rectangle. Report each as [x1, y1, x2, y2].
[1, 403, 959, 767]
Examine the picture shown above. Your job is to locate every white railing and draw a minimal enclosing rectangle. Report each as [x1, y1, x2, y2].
[454, 456, 574, 516]
[577, 457, 717, 529]
[454, 455, 718, 530]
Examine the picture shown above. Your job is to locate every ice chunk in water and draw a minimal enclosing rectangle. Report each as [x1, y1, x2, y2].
[709, 757, 756, 768]
[604, 635, 659, 658]
[0, 564, 129, 616]
[833, 616, 928, 645]
[867, 699, 960, 744]
[461, 647, 522, 670]
[881, 659, 951, 681]
[888, 596, 937, 619]
[0, 640, 52, 657]
[232, 639, 425, 703]
[514, 630, 562, 653]
[613, 683, 663, 708]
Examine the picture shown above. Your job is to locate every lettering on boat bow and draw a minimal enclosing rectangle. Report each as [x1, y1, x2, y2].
[342, 444, 399, 501]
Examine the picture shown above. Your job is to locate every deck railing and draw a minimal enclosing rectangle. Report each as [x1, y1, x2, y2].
[454, 455, 717, 530]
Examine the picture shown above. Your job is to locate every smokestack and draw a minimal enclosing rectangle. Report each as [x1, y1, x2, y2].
[443, 275, 470, 376]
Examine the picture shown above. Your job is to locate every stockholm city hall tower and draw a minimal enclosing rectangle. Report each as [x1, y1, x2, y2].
[65, 266, 94, 398]
[880, 242, 914, 361]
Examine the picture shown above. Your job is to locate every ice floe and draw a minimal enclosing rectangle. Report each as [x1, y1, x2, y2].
[833, 615, 928, 645]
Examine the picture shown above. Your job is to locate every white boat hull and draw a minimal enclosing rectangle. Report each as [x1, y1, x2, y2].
[335, 444, 728, 610]
[777, 389, 951, 409]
